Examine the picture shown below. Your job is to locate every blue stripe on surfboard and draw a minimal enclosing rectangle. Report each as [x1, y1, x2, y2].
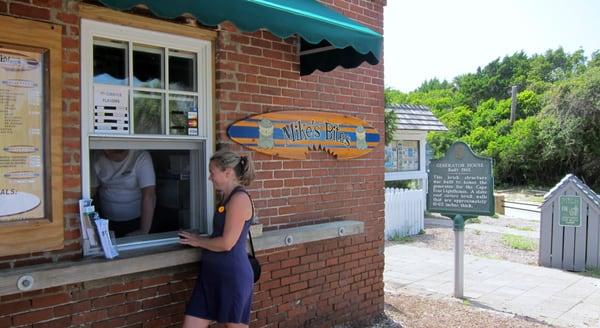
[227, 126, 380, 142]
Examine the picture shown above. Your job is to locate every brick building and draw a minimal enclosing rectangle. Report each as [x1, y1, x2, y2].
[0, 1, 386, 327]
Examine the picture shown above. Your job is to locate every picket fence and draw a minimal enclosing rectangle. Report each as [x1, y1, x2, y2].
[384, 188, 425, 239]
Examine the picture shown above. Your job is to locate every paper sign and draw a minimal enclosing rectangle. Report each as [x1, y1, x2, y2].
[0, 47, 45, 222]
[93, 85, 129, 134]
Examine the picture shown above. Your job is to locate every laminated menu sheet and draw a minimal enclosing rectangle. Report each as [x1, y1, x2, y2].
[78, 199, 102, 256]
[0, 47, 46, 222]
[94, 217, 119, 259]
[78, 198, 118, 258]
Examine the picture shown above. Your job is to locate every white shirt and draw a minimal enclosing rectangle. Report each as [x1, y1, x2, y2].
[91, 150, 155, 221]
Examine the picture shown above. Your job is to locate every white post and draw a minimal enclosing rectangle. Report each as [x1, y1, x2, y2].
[453, 214, 465, 298]
[454, 229, 464, 298]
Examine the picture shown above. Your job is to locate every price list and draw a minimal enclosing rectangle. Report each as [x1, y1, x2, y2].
[0, 47, 45, 222]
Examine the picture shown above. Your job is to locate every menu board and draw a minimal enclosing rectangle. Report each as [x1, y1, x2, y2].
[427, 142, 495, 216]
[0, 46, 45, 222]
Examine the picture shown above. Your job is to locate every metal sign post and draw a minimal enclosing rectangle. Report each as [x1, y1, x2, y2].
[453, 214, 464, 298]
[426, 142, 495, 299]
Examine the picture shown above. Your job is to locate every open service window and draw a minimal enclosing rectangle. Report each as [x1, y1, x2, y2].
[80, 19, 214, 252]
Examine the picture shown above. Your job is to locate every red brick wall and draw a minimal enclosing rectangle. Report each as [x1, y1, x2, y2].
[0, 266, 197, 328]
[0, 235, 382, 328]
[251, 237, 384, 327]
[0, 0, 386, 326]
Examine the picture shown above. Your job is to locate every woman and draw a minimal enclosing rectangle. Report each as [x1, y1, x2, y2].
[179, 149, 255, 328]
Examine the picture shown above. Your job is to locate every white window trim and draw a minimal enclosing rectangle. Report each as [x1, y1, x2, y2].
[80, 19, 215, 247]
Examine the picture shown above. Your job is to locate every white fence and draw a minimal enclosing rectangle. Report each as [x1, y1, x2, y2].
[384, 188, 425, 239]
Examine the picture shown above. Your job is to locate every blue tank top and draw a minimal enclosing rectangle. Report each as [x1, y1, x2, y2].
[202, 186, 253, 263]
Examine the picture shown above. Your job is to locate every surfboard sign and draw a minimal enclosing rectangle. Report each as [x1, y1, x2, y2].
[227, 111, 380, 160]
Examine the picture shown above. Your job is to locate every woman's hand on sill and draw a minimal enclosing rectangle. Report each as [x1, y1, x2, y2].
[178, 231, 205, 248]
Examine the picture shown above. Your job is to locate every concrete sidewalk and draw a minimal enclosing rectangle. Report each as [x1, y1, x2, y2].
[384, 244, 600, 327]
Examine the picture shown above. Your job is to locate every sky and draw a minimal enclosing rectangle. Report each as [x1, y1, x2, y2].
[384, 0, 600, 92]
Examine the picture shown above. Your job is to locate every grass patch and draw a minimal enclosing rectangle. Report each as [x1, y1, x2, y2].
[580, 267, 600, 279]
[388, 230, 416, 243]
[501, 234, 536, 251]
[491, 214, 499, 219]
[506, 224, 535, 231]
[466, 217, 481, 224]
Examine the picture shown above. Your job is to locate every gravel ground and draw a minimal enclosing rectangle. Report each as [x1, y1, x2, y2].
[336, 291, 552, 328]
[365, 214, 552, 328]
[381, 292, 552, 328]
[398, 215, 540, 265]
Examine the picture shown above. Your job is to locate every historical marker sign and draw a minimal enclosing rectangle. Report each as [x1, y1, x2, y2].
[559, 195, 581, 227]
[427, 142, 495, 216]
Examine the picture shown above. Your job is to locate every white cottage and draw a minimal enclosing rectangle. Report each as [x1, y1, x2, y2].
[384, 104, 447, 238]
[385, 104, 447, 184]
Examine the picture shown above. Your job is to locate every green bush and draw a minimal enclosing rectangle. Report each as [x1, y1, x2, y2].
[384, 48, 600, 190]
[385, 180, 414, 189]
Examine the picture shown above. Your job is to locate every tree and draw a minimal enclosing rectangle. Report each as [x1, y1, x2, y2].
[539, 66, 600, 188]
[384, 109, 397, 145]
[384, 87, 407, 106]
[493, 117, 543, 185]
[589, 50, 600, 68]
[516, 90, 541, 117]
[386, 47, 600, 189]
[416, 78, 451, 93]
[454, 51, 530, 107]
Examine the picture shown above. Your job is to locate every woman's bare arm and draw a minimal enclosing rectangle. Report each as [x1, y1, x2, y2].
[179, 192, 252, 252]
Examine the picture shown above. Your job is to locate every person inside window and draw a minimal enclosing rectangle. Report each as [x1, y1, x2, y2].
[91, 149, 156, 237]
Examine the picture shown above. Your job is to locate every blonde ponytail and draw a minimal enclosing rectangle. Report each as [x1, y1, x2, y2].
[210, 150, 255, 186]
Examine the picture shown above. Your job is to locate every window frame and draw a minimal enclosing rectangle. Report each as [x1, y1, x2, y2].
[80, 19, 215, 252]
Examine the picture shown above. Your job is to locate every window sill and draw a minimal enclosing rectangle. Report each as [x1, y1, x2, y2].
[0, 220, 363, 296]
